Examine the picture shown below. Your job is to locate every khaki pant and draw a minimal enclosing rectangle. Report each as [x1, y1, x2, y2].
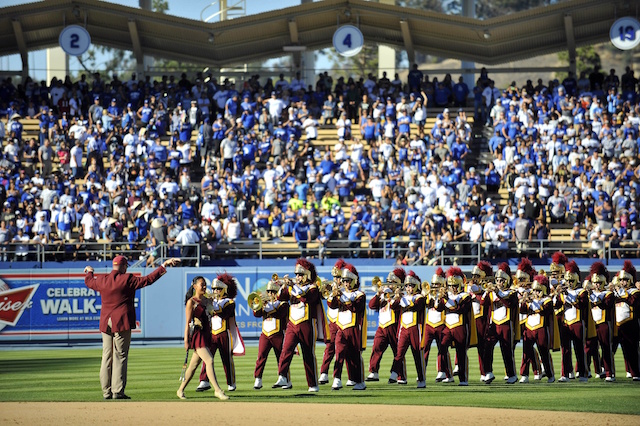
[100, 318, 132, 398]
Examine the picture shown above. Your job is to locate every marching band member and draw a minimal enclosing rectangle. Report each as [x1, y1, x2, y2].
[329, 263, 367, 391]
[367, 268, 406, 383]
[467, 261, 493, 381]
[436, 267, 473, 386]
[177, 276, 228, 400]
[251, 278, 289, 389]
[513, 259, 541, 382]
[197, 273, 245, 392]
[273, 258, 329, 392]
[588, 263, 616, 381]
[581, 273, 599, 378]
[319, 259, 346, 385]
[422, 267, 451, 383]
[613, 261, 640, 381]
[519, 274, 556, 383]
[555, 260, 589, 382]
[391, 270, 426, 388]
[482, 262, 519, 384]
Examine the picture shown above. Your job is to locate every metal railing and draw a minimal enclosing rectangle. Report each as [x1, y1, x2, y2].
[0, 237, 637, 266]
[0, 241, 200, 268]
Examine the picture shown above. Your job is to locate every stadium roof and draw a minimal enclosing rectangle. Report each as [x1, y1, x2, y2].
[0, 0, 636, 67]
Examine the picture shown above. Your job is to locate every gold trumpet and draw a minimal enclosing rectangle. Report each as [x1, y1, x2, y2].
[421, 281, 438, 298]
[371, 276, 382, 293]
[319, 278, 339, 299]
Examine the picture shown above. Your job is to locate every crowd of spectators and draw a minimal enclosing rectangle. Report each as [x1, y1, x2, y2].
[0, 63, 639, 264]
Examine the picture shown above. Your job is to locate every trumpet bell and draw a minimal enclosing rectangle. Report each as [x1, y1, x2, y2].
[247, 291, 264, 311]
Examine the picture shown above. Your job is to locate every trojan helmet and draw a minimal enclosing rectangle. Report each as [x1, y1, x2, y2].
[472, 260, 494, 280]
[617, 260, 637, 285]
[332, 259, 347, 279]
[405, 270, 421, 294]
[531, 274, 549, 296]
[431, 267, 446, 288]
[342, 263, 360, 290]
[213, 273, 238, 299]
[266, 279, 280, 292]
[387, 268, 406, 286]
[564, 260, 580, 289]
[516, 258, 536, 288]
[589, 262, 609, 290]
[495, 262, 512, 286]
[295, 258, 317, 284]
[549, 251, 567, 278]
[582, 274, 593, 291]
[446, 267, 465, 292]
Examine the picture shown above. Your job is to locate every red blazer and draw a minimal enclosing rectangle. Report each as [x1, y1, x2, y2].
[85, 266, 166, 333]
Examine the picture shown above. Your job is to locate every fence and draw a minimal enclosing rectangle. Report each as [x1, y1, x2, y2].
[2, 236, 637, 267]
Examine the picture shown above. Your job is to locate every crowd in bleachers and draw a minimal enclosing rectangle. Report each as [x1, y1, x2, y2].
[0, 64, 639, 264]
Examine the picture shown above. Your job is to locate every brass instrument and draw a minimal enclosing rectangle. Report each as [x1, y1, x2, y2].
[421, 281, 438, 298]
[247, 291, 269, 311]
[319, 278, 339, 299]
[371, 276, 382, 293]
[437, 286, 447, 299]
[550, 283, 566, 297]
[384, 285, 403, 301]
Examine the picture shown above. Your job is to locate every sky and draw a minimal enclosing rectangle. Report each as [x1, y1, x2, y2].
[0, 0, 302, 80]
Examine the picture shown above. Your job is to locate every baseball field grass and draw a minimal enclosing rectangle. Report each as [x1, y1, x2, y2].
[0, 344, 638, 414]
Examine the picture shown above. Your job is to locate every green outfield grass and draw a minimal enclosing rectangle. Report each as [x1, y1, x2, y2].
[0, 344, 638, 414]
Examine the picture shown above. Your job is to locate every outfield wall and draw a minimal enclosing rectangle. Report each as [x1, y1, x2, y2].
[0, 265, 440, 343]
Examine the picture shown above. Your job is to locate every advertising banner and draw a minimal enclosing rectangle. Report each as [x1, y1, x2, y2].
[0, 272, 142, 341]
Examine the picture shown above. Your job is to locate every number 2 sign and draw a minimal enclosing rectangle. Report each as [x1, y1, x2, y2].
[333, 25, 364, 57]
[610, 17, 640, 50]
[59, 25, 91, 56]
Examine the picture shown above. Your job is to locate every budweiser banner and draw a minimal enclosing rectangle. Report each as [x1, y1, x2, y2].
[0, 272, 142, 341]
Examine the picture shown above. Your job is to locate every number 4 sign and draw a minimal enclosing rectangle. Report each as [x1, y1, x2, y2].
[59, 25, 92, 56]
[333, 25, 364, 57]
[610, 17, 640, 50]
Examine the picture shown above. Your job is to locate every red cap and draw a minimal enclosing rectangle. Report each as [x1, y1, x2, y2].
[113, 255, 128, 266]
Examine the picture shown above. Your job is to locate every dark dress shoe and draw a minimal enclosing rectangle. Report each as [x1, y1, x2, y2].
[114, 393, 131, 400]
[103, 395, 113, 400]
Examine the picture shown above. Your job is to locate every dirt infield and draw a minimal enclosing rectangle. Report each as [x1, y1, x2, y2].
[2, 402, 639, 425]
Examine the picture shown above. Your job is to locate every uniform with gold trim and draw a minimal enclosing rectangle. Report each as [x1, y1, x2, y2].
[514, 259, 542, 381]
[613, 260, 640, 380]
[555, 260, 589, 382]
[251, 279, 289, 389]
[482, 262, 519, 384]
[328, 263, 367, 390]
[319, 259, 347, 385]
[519, 274, 556, 383]
[367, 268, 406, 383]
[197, 273, 245, 392]
[587, 263, 616, 381]
[436, 266, 473, 386]
[422, 267, 452, 382]
[467, 261, 493, 379]
[391, 270, 427, 387]
[549, 252, 571, 379]
[274, 259, 329, 392]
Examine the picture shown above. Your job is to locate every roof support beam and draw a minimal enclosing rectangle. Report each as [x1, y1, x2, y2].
[288, 19, 301, 71]
[128, 19, 145, 77]
[564, 13, 576, 76]
[399, 19, 414, 65]
[11, 19, 28, 82]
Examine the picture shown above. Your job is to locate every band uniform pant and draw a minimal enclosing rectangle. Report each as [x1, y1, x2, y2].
[369, 324, 400, 375]
[393, 326, 425, 382]
[615, 320, 640, 378]
[423, 324, 448, 377]
[200, 330, 235, 386]
[278, 320, 319, 387]
[483, 322, 516, 378]
[522, 327, 554, 378]
[440, 324, 470, 383]
[334, 326, 364, 383]
[560, 321, 587, 378]
[254, 332, 285, 379]
[320, 321, 340, 375]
